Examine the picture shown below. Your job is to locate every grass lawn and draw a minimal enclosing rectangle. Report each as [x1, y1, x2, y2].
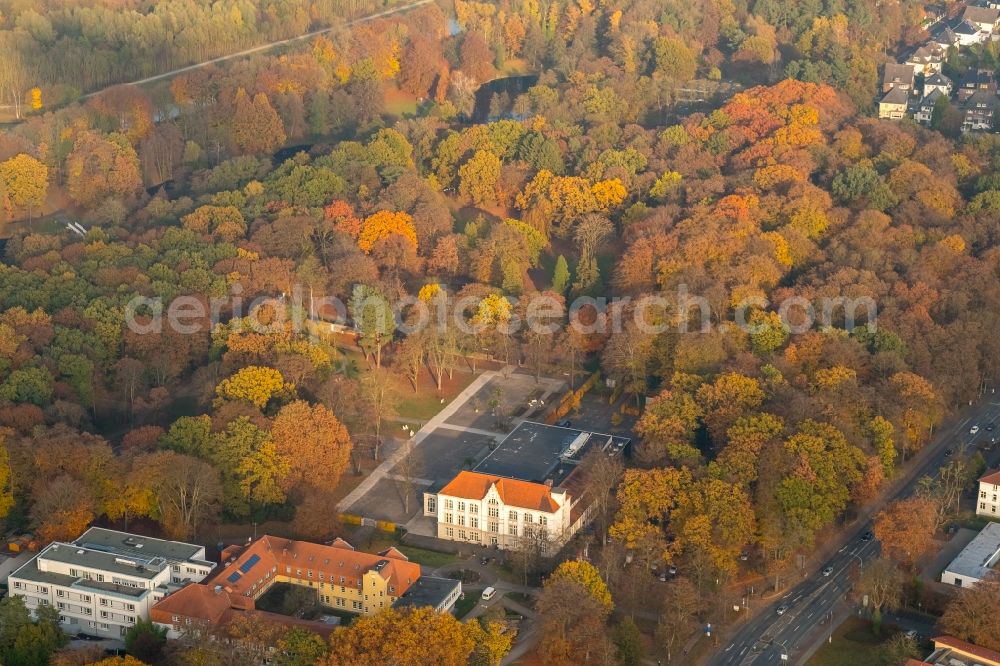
[453, 593, 480, 619]
[358, 533, 458, 568]
[807, 617, 890, 666]
[396, 544, 459, 568]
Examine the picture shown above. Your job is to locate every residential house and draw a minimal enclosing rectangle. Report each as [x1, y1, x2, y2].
[963, 5, 1000, 34]
[150, 536, 459, 639]
[961, 89, 1000, 131]
[914, 88, 946, 125]
[906, 44, 947, 75]
[7, 528, 214, 639]
[940, 521, 1000, 587]
[930, 26, 961, 50]
[924, 72, 953, 97]
[977, 469, 1000, 517]
[879, 87, 910, 120]
[957, 69, 997, 103]
[882, 63, 916, 94]
[954, 19, 989, 46]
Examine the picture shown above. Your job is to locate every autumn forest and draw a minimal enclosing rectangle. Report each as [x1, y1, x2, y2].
[1, 0, 1000, 664]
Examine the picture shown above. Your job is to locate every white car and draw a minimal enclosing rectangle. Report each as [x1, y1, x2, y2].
[971, 425, 980, 435]
[822, 566, 834, 576]
[481, 587, 496, 601]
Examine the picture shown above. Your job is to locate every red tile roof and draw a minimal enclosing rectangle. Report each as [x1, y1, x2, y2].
[439, 471, 562, 512]
[980, 469, 1000, 485]
[934, 635, 1000, 665]
[150, 583, 231, 625]
[152, 536, 421, 625]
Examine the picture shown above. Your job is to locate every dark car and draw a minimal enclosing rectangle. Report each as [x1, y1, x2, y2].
[944, 448, 954, 457]
[557, 420, 572, 427]
[988, 424, 995, 432]
[861, 531, 874, 542]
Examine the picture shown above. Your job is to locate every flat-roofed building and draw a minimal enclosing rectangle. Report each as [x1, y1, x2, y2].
[7, 528, 213, 639]
[941, 521, 1000, 587]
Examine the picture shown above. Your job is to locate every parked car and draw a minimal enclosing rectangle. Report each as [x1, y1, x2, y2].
[944, 448, 954, 457]
[822, 566, 834, 576]
[971, 425, 980, 435]
[776, 605, 789, 615]
[861, 531, 874, 542]
[481, 587, 496, 601]
[557, 420, 572, 427]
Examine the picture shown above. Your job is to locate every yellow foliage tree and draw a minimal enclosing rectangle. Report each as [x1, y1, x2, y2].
[215, 366, 293, 409]
[0, 153, 49, 219]
[358, 210, 418, 253]
[547, 560, 613, 612]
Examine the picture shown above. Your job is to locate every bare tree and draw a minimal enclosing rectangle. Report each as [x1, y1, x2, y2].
[579, 448, 624, 537]
[392, 437, 423, 517]
[858, 558, 903, 634]
[362, 368, 397, 461]
[656, 576, 705, 663]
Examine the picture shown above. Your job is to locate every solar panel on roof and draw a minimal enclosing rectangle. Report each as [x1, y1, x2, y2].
[238, 554, 261, 574]
[227, 571, 242, 584]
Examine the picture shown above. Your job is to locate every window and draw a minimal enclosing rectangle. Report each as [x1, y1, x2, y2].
[100, 599, 108, 607]
[509, 524, 518, 536]
[472, 532, 480, 542]
[470, 504, 478, 514]
[84, 608, 92, 615]
[540, 515, 547, 527]
[524, 513, 533, 524]
[340, 576, 345, 584]
[458, 501, 465, 511]
[489, 506, 499, 518]
[509, 510, 518, 521]
[56, 590, 64, 598]
[13, 582, 20, 589]
[82, 595, 90, 602]
[127, 604, 135, 611]
[96, 575, 104, 583]
[445, 528, 454, 537]
[457, 515, 465, 526]
[489, 523, 498, 533]
[70, 569, 79, 577]
[57, 602, 66, 610]
[471, 517, 479, 529]
[445, 499, 454, 510]
[101, 611, 108, 619]
[296, 569, 302, 577]
[39, 587, 48, 594]
[459, 530, 467, 540]
[445, 513, 453, 524]
[389, 586, 395, 593]
[983, 502, 988, 510]
[981, 491, 988, 499]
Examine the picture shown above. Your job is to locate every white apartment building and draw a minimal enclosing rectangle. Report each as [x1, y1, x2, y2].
[8, 527, 213, 639]
[424, 470, 572, 551]
[978, 470, 1000, 517]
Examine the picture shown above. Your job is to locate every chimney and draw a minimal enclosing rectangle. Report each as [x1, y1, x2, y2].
[214, 585, 223, 595]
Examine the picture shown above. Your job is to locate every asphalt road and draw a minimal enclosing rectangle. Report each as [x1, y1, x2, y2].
[709, 391, 1000, 666]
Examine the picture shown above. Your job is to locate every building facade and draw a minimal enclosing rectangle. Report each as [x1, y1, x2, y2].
[425, 471, 572, 551]
[7, 528, 213, 639]
[978, 470, 1000, 516]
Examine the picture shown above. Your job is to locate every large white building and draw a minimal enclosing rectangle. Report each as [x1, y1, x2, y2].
[424, 422, 628, 551]
[977, 470, 1000, 517]
[426, 470, 573, 550]
[8, 528, 214, 639]
[941, 522, 1000, 587]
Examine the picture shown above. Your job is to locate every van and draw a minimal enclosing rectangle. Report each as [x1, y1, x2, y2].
[481, 587, 496, 601]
